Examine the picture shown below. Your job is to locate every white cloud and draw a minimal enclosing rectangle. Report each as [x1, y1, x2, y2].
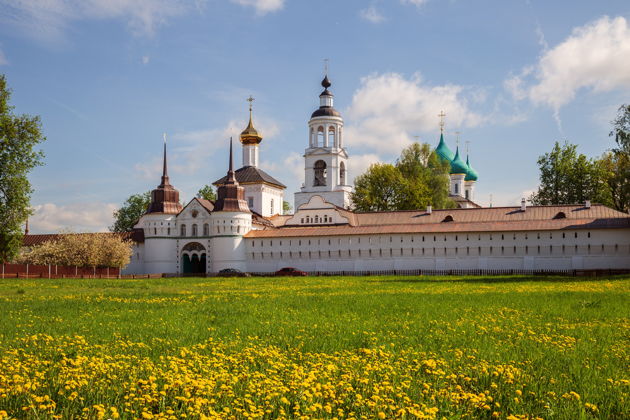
[134, 116, 280, 179]
[231, 0, 285, 15]
[141, 55, 150, 65]
[260, 152, 302, 185]
[508, 16, 630, 111]
[348, 153, 382, 183]
[345, 72, 485, 153]
[30, 202, 117, 233]
[401, 0, 429, 8]
[360, 6, 385, 24]
[0, 0, 193, 42]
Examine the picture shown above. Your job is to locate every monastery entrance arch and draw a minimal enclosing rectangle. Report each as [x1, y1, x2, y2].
[181, 242, 206, 274]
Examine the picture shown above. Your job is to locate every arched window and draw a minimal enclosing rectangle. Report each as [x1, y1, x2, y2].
[203, 224, 209, 236]
[339, 161, 346, 185]
[270, 199, 274, 214]
[317, 126, 324, 147]
[454, 183, 459, 194]
[313, 160, 327, 186]
[310, 127, 314, 147]
[192, 224, 198, 236]
[180, 224, 186, 236]
[328, 126, 335, 147]
[465, 189, 469, 199]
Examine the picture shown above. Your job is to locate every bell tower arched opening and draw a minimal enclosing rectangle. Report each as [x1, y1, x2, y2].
[313, 160, 327, 186]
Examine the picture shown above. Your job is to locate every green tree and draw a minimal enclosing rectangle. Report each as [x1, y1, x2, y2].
[395, 142, 454, 210]
[530, 141, 612, 206]
[0, 75, 46, 262]
[110, 192, 151, 232]
[351, 142, 454, 212]
[197, 184, 216, 201]
[599, 151, 629, 212]
[352, 163, 406, 211]
[607, 104, 630, 210]
[610, 104, 630, 154]
[282, 201, 292, 214]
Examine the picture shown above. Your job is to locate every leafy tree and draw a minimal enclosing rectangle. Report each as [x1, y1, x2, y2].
[283, 200, 292, 214]
[606, 104, 630, 210]
[530, 141, 612, 206]
[599, 151, 629, 212]
[197, 184, 217, 201]
[19, 232, 132, 268]
[110, 192, 151, 232]
[352, 163, 406, 211]
[351, 142, 454, 212]
[610, 104, 630, 154]
[0, 75, 46, 262]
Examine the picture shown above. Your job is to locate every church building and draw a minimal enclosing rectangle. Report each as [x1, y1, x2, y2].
[123, 74, 630, 275]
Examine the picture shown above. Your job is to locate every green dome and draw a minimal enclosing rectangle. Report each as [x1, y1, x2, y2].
[435, 133, 455, 163]
[450, 147, 468, 175]
[465, 155, 478, 181]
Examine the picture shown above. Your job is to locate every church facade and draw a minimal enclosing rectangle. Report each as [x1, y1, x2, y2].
[123, 76, 630, 275]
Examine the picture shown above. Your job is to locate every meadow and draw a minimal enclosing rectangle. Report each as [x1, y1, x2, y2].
[0, 275, 628, 419]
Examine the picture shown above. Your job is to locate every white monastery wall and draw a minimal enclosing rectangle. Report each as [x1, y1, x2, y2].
[244, 228, 630, 273]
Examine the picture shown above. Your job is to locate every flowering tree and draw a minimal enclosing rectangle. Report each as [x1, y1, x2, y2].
[19, 232, 132, 268]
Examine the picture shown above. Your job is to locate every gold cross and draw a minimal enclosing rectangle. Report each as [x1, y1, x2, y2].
[438, 110, 446, 132]
[465, 140, 471, 155]
[246, 95, 255, 111]
[454, 131, 461, 147]
[324, 58, 329, 75]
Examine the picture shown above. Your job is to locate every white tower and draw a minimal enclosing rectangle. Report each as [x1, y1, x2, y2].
[294, 74, 352, 210]
[209, 139, 252, 272]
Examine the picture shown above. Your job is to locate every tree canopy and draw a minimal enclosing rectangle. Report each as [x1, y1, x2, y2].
[110, 192, 151, 233]
[351, 142, 454, 212]
[0, 75, 46, 262]
[197, 185, 217, 201]
[530, 141, 612, 206]
[607, 104, 630, 211]
[18, 232, 132, 268]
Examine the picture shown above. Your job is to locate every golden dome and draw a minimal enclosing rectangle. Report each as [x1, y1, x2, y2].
[240, 97, 263, 145]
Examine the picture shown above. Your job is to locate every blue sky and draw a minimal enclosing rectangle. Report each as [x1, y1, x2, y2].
[1, 0, 629, 233]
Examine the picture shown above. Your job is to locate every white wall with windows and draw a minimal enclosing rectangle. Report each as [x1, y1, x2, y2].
[244, 229, 630, 273]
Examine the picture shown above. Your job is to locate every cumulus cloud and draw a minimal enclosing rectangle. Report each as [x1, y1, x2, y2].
[231, 0, 285, 15]
[345, 72, 485, 153]
[30, 202, 117, 233]
[260, 152, 302, 185]
[401, 0, 429, 8]
[348, 153, 382, 183]
[0, 0, 193, 42]
[133, 117, 280, 179]
[507, 16, 630, 111]
[360, 6, 385, 24]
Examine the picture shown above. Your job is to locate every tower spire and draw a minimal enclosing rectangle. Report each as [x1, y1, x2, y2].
[161, 132, 169, 186]
[227, 137, 236, 183]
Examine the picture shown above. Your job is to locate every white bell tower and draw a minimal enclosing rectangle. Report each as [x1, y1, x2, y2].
[294, 74, 352, 210]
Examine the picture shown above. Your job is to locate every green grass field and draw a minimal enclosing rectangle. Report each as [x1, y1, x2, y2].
[0, 275, 628, 419]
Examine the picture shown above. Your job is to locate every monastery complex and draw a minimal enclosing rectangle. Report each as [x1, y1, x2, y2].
[122, 76, 630, 275]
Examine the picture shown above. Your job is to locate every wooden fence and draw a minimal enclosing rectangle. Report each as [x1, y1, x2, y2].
[2, 266, 628, 279]
[1, 263, 120, 279]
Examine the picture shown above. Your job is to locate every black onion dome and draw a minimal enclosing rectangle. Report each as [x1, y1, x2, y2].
[321, 75, 331, 88]
[311, 107, 341, 118]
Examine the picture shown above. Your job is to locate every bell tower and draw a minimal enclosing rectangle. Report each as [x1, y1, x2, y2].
[294, 73, 352, 210]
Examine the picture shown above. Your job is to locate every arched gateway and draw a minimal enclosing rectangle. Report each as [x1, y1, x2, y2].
[181, 242, 206, 274]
